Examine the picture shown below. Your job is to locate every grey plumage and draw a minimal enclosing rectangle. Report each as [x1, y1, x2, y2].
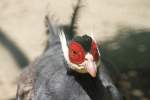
[16, 0, 123, 99]
[16, 17, 122, 100]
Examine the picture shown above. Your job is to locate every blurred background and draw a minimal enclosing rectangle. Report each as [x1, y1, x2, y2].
[0, 0, 150, 100]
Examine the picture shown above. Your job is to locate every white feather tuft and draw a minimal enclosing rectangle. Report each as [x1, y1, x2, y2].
[59, 31, 69, 62]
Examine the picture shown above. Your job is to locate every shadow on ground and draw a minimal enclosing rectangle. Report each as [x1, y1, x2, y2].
[101, 27, 150, 70]
[100, 27, 150, 100]
[0, 29, 29, 68]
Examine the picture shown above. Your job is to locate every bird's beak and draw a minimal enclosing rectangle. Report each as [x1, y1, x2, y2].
[84, 54, 97, 78]
[85, 60, 97, 77]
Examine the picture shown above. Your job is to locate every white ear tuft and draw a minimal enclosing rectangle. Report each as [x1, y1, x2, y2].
[59, 31, 70, 62]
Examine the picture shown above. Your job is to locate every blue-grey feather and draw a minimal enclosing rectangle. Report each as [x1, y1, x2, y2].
[31, 17, 122, 100]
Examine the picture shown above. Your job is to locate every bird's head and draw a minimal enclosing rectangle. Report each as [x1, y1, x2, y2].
[59, 32, 100, 78]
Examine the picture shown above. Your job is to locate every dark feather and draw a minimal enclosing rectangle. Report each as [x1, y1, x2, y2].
[65, 0, 83, 41]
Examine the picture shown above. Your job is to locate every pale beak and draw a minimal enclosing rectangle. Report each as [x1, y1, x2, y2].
[84, 53, 97, 77]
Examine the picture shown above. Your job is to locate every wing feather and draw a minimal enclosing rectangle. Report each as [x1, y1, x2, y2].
[99, 63, 123, 100]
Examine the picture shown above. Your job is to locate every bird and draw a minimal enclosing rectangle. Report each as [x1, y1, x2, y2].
[16, 1, 123, 100]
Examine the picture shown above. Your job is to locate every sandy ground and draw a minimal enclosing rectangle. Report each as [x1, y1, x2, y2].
[0, 0, 150, 99]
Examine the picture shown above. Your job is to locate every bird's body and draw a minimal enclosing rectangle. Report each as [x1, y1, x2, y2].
[33, 53, 106, 100]
[17, 1, 122, 99]
[35, 50, 108, 100]
[17, 46, 109, 100]
[17, 23, 122, 100]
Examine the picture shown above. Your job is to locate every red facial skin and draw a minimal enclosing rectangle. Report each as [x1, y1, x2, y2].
[69, 41, 85, 64]
[90, 41, 99, 62]
[69, 41, 99, 64]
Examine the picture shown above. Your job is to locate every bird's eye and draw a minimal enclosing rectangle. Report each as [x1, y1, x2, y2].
[69, 41, 85, 64]
[90, 41, 99, 62]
